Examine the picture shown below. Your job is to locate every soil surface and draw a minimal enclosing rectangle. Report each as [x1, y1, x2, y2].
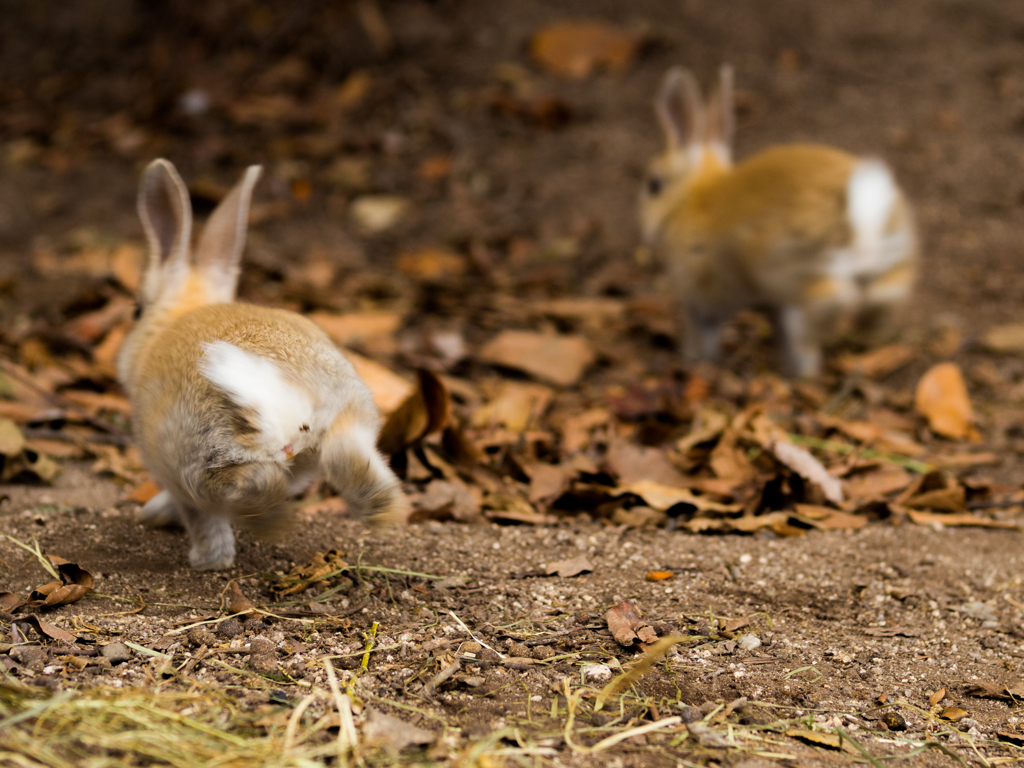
[5, 2, 1024, 766]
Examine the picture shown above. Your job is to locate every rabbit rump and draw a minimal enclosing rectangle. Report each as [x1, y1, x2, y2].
[639, 66, 918, 377]
[118, 159, 408, 571]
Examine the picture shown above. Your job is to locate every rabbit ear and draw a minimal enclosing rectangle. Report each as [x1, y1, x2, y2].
[656, 67, 704, 151]
[705, 65, 735, 163]
[138, 159, 192, 273]
[193, 165, 262, 302]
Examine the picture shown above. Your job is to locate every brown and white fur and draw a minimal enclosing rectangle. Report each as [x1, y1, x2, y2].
[639, 66, 918, 376]
[118, 159, 407, 571]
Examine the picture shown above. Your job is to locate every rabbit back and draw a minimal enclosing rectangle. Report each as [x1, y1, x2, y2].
[663, 144, 914, 313]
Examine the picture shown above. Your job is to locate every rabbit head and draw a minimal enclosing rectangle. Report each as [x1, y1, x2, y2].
[639, 66, 734, 244]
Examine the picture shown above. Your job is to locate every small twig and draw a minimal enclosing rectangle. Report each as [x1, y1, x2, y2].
[449, 610, 506, 659]
[783, 666, 822, 683]
[283, 693, 318, 751]
[1006, 595, 1024, 614]
[2, 535, 60, 580]
[423, 658, 461, 697]
[360, 621, 378, 671]
[95, 593, 147, 617]
[324, 658, 358, 758]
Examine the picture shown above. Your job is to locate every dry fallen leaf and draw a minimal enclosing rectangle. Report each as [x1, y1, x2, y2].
[793, 504, 868, 531]
[526, 462, 572, 504]
[274, 550, 349, 596]
[226, 582, 255, 615]
[785, 728, 857, 754]
[124, 479, 161, 504]
[410, 478, 483, 523]
[544, 554, 593, 578]
[482, 492, 553, 525]
[378, 369, 449, 456]
[915, 362, 975, 439]
[11, 614, 79, 645]
[929, 688, 947, 707]
[939, 707, 969, 722]
[478, 330, 595, 387]
[835, 344, 915, 378]
[981, 323, 1024, 353]
[309, 311, 403, 348]
[396, 248, 467, 280]
[0, 417, 26, 456]
[906, 509, 1019, 529]
[617, 479, 741, 514]
[843, 468, 913, 502]
[471, 380, 553, 432]
[0, 592, 21, 611]
[530, 20, 642, 79]
[604, 438, 689, 486]
[605, 600, 658, 646]
[904, 478, 966, 512]
[346, 351, 414, 414]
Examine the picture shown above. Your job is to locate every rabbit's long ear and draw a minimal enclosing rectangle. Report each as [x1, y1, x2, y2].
[705, 65, 735, 163]
[656, 68, 704, 151]
[193, 165, 262, 302]
[139, 159, 192, 274]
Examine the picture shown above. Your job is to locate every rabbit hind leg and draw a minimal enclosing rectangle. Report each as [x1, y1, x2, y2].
[199, 461, 294, 546]
[682, 306, 726, 364]
[777, 304, 823, 378]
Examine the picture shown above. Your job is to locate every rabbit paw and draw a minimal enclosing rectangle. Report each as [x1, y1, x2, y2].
[185, 512, 237, 571]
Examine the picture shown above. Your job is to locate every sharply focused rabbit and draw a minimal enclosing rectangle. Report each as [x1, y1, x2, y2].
[639, 66, 918, 376]
[117, 159, 408, 571]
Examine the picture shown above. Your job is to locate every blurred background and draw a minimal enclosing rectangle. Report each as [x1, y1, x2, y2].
[3, 0, 1024, 341]
[2, 0, 1024, 442]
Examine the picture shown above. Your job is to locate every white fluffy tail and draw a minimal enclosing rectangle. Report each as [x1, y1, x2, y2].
[319, 410, 409, 524]
[846, 159, 907, 275]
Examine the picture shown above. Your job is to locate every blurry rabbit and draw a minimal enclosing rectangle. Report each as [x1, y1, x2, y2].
[117, 159, 408, 571]
[639, 66, 918, 376]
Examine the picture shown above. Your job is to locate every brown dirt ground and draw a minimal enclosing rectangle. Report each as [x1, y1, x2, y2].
[5, 1, 1024, 766]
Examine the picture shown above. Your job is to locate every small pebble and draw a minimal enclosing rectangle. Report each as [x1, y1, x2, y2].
[248, 654, 279, 674]
[736, 634, 762, 652]
[216, 619, 243, 638]
[248, 636, 276, 656]
[462, 676, 485, 688]
[461, 641, 483, 654]
[530, 645, 555, 660]
[507, 643, 530, 658]
[882, 711, 907, 731]
[187, 629, 217, 647]
[100, 642, 131, 665]
[582, 663, 612, 683]
[10, 647, 47, 671]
